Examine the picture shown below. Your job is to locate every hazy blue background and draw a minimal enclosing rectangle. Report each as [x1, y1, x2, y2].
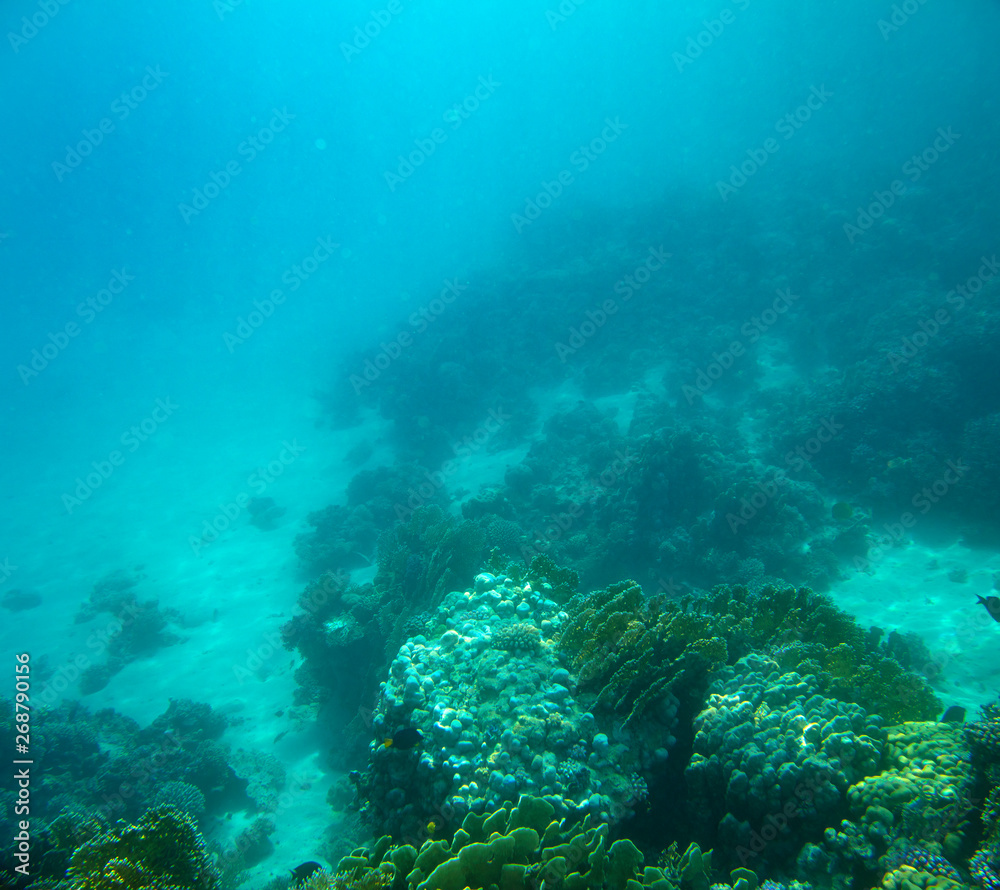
[4, 0, 997, 467]
[2, 0, 999, 641]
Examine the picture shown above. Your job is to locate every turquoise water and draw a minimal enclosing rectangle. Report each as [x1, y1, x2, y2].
[2, 1, 1000, 887]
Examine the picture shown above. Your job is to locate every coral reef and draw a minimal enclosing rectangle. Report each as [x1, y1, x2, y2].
[330, 794, 720, 890]
[248, 495, 286, 529]
[685, 654, 885, 873]
[558, 579, 726, 725]
[349, 569, 941, 879]
[845, 723, 973, 860]
[797, 721, 975, 890]
[0, 696, 278, 884]
[352, 573, 677, 841]
[560, 581, 939, 727]
[283, 506, 491, 756]
[0, 587, 42, 611]
[152, 781, 207, 822]
[295, 465, 451, 575]
[65, 804, 221, 890]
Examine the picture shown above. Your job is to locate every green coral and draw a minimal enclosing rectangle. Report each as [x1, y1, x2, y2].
[846, 722, 974, 859]
[375, 506, 486, 608]
[46, 808, 109, 855]
[558, 580, 727, 724]
[881, 864, 969, 890]
[558, 581, 939, 724]
[300, 868, 393, 889]
[65, 805, 221, 890]
[334, 795, 718, 890]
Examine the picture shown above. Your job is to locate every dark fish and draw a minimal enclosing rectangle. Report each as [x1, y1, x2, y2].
[831, 502, 854, 521]
[383, 727, 423, 749]
[977, 595, 1000, 621]
[941, 706, 966, 724]
[290, 862, 324, 886]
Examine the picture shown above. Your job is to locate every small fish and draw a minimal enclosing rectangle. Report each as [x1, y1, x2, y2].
[941, 706, 966, 724]
[427, 820, 437, 835]
[887, 457, 911, 470]
[383, 727, 423, 749]
[290, 862, 324, 886]
[831, 502, 854, 522]
[977, 595, 1000, 621]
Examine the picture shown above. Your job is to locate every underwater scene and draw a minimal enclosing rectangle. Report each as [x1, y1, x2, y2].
[3, 0, 1000, 888]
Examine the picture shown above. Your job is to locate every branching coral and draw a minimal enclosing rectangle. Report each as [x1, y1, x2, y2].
[558, 580, 727, 725]
[65, 804, 221, 890]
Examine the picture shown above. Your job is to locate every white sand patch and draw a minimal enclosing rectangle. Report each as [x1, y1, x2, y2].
[831, 537, 1000, 715]
[0, 383, 395, 881]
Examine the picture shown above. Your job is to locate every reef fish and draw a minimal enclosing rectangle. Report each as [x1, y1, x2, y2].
[831, 502, 854, 521]
[941, 705, 966, 724]
[977, 595, 1000, 621]
[290, 862, 324, 886]
[383, 727, 423, 749]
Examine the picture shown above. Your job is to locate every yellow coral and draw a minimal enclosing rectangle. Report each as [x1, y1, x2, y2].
[65, 805, 220, 890]
[882, 864, 966, 890]
[848, 722, 973, 857]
